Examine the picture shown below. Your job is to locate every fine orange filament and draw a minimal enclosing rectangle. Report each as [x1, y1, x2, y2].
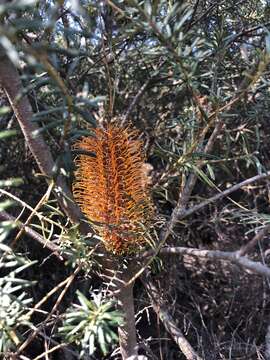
[73, 124, 151, 254]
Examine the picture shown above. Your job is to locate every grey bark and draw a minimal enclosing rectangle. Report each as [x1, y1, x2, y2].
[142, 272, 202, 360]
[117, 280, 138, 359]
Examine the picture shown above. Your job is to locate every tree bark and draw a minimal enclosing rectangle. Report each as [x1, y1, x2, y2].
[117, 280, 138, 359]
[105, 263, 138, 360]
[99, 255, 139, 360]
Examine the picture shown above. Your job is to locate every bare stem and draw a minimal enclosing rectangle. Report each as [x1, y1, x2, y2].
[109, 265, 138, 360]
[117, 280, 138, 359]
[99, 257, 139, 359]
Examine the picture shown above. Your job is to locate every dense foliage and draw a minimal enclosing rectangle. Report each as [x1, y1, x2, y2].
[1, 0, 270, 359]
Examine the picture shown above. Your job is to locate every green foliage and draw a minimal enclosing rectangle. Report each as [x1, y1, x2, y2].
[58, 290, 123, 357]
[59, 225, 99, 270]
[0, 230, 35, 355]
[0, 129, 34, 355]
[0, 0, 270, 358]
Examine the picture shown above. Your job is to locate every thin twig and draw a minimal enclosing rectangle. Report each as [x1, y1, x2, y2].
[24, 268, 80, 320]
[238, 224, 270, 256]
[164, 68, 269, 233]
[177, 171, 270, 220]
[226, 22, 270, 46]
[37, 55, 73, 147]
[38, 333, 79, 359]
[122, 59, 167, 125]
[33, 343, 68, 360]
[16, 265, 81, 355]
[0, 188, 63, 230]
[189, 0, 226, 29]
[10, 182, 54, 248]
[122, 78, 152, 125]
[0, 210, 63, 259]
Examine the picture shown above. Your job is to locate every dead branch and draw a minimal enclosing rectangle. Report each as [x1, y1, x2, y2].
[142, 271, 202, 360]
[238, 224, 270, 256]
[146, 247, 270, 278]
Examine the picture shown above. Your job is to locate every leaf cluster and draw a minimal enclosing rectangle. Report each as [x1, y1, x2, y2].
[59, 290, 122, 357]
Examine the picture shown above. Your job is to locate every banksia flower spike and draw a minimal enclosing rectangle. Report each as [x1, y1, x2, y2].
[73, 124, 152, 254]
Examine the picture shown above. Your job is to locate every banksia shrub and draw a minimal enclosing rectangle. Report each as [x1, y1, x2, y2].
[73, 124, 152, 254]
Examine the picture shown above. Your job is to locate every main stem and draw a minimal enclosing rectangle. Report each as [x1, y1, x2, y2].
[116, 275, 138, 359]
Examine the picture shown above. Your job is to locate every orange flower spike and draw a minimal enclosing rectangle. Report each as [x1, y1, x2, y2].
[73, 124, 152, 254]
